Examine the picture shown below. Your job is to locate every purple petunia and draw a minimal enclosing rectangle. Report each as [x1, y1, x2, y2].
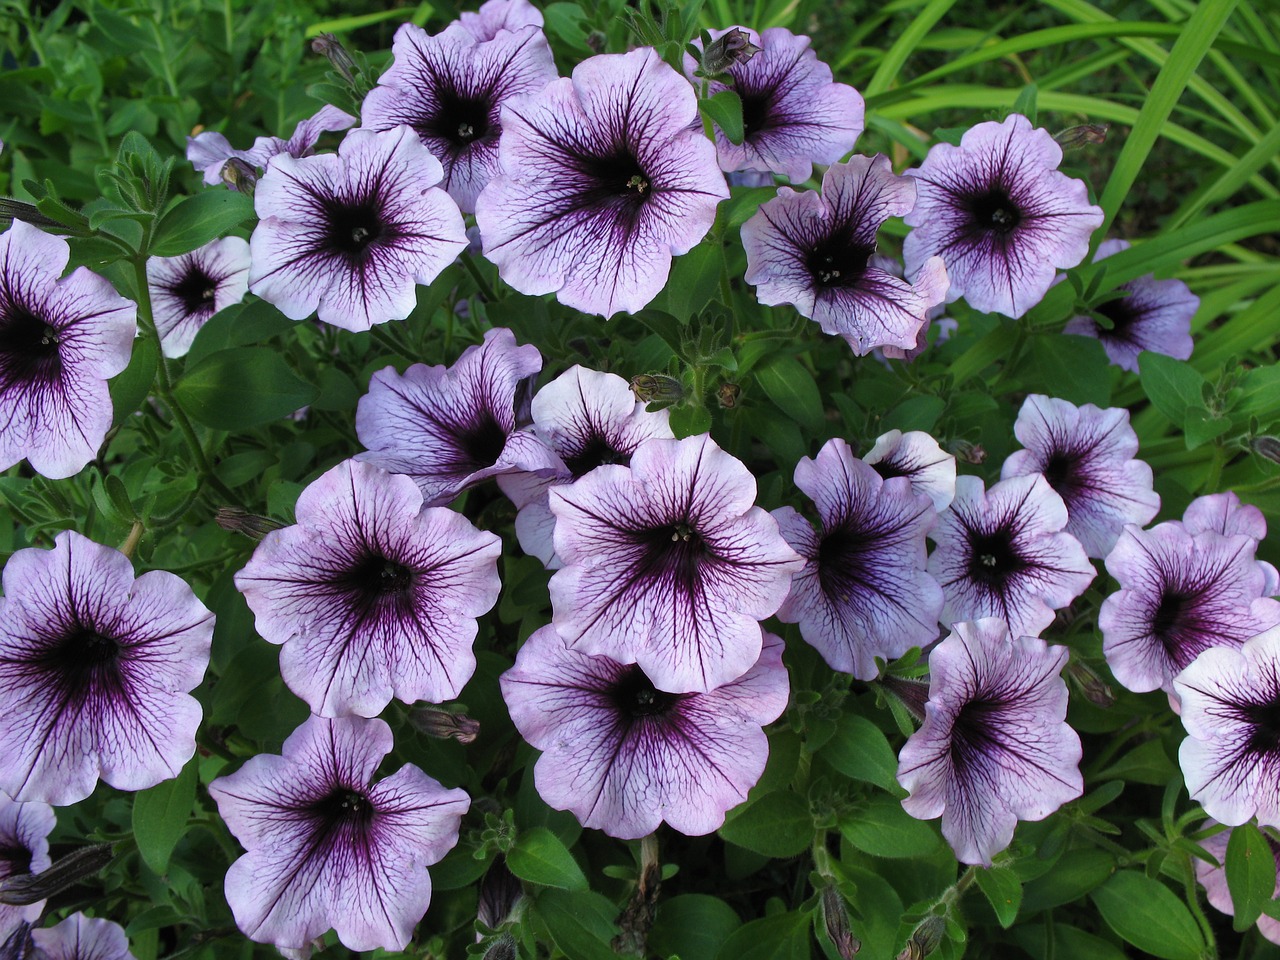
[497, 364, 674, 567]
[209, 714, 469, 953]
[549, 433, 804, 694]
[903, 114, 1104, 319]
[1194, 823, 1280, 945]
[927, 474, 1095, 638]
[863, 429, 956, 512]
[235, 459, 502, 718]
[772, 439, 943, 678]
[357, 327, 559, 506]
[361, 22, 556, 213]
[0, 792, 54, 939]
[249, 126, 467, 331]
[742, 155, 948, 355]
[475, 47, 729, 317]
[187, 105, 356, 188]
[1063, 239, 1197, 373]
[146, 237, 250, 358]
[0, 221, 136, 479]
[31, 913, 136, 960]
[501, 626, 788, 838]
[458, 0, 543, 41]
[688, 27, 863, 184]
[897, 617, 1083, 866]
[0, 531, 213, 806]
[1001, 395, 1160, 559]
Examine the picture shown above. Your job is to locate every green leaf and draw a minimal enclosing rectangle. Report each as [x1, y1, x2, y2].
[508, 827, 588, 890]
[1010, 921, 1128, 960]
[1021, 849, 1115, 914]
[669, 404, 713, 438]
[819, 714, 902, 794]
[1091, 871, 1205, 960]
[839, 796, 940, 859]
[150, 190, 254, 257]
[719, 791, 813, 858]
[534, 889, 618, 960]
[649, 894, 742, 960]
[1234, 365, 1280, 417]
[1097, 738, 1175, 786]
[131, 757, 197, 875]
[700, 90, 744, 144]
[975, 866, 1022, 928]
[1184, 408, 1232, 450]
[1140, 352, 1207, 424]
[714, 910, 810, 960]
[173, 347, 317, 430]
[185, 299, 298, 367]
[1226, 823, 1274, 931]
[109, 335, 158, 426]
[1028, 334, 1111, 406]
[754, 355, 824, 434]
[648, 238, 725, 322]
[1011, 83, 1038, 125]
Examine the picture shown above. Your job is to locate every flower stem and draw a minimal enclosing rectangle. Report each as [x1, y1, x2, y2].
[119, 521, 144, 559]
[461, 251, 498, 303]
[1181, 855, 1218, 959]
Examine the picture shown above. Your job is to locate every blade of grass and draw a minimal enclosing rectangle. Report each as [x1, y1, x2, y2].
[864, 0, 958, 96]
[1169, 119, 1280, 226]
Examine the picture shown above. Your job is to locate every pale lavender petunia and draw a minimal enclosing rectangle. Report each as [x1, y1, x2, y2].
[1100, 521, 1280, 695]
[863, 429, 956, 512]
[1183, 492, 1279, 595]
[1001, 395, 1160, 559]
[249, 125, 467, 331]
[501, 626, 788, 838]
[904, 114, 1104, 319]
[146, 236, 250, 358]
[742, 155, 948, 355]
[361, 22, 556, 213]
[688, 27, 864, 184]
[458, 0, 543, 41]
[208, 715, 469, 953]
[927, 474, 1095, 638]
[475, 47, 728, 317]
[0, 531, 213, 806]
[548, 433, 804, 693]
[31, 913, 135, 960]
[357, 327, 560, 506]
[1194, 823, 1280, 945]
[773, 439, 942, 678]
[235, 459, 502, 718]
[0, 221, 136, 479]
[187, 105, 356, 187]
[1063, 239, 1197, 373]
[496, 365, 674, 566]
[897, 617, 1083, 866]
[0, 792, 54, 939]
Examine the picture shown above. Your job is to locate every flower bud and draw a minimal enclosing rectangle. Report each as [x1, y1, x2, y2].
[948, 439, 986, 464]
[477, 858, 522, 930]
[879, 675, 929, 721]
[220, 157, 258, 195]
[717, 382, 742, 409]
[821, 886, 860, 959]
[0, 843, 113, 906]
[408, 705, 480, 744]
[701, 28, 762, 76]
[1054, 123, 1109, 149]
[1252, 435, 1280, 465]
[1065, 658, 1115, 709]
[897, 915, 945, 960]
[310, 33, 356, 83]
[630, 374, 684, 404]
[215, 507, 283, 541]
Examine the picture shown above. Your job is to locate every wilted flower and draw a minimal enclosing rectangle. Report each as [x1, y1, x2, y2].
[209, 715, 469, 953]
[146, 236, 250, 358]
[31, 914, 135, 960]
[458, 0, 543, 41]
[630, 374, 684, 405]
[250, 126, 468, 331]
[904, 114, 1104, 318]
[897, 618, 1083, 865]
[1193, 823, 1280, 945]
[0, 793, 53, 938]
[0, 221, 136, 479]
[187, 105, 356, 187]
[742, 155, 948, 355]
[0, 843, 112, 909]
[698, 27, 761, 76]
[475, 47, 728, 317]
[0, 531, 213, 806]
[863, 429, 956, 511]
[501, 627, 788, 837]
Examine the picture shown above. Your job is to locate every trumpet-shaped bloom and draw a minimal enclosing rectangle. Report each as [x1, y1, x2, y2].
[742, 155, 948, 354]
[1063, 239, 1197, 373]
[209, 715, 469, 953]
[357, 327, 558, 506]
[904, 115, 1104, 318]
[773, 439, 942, 678]
[0, 221, 136, 479]
[361, 22, 557, 213]
[549, 433, 804, 693]
[458, 0, 543, 40]
[146, 237, 250, 358]
[0, 531, 213, 806]
[897, 618, 1082, 866]
[1001, 395, 1160, 559]
[235, 459, 502, 718]
[475, 47, 728, 317]
[1100, 522, 1280, 694]
[31, 914, 135, 960]
[863, 429, 956, 511]
[501, 627, 788, 838]
[927, 474, 1095, 637]
[0, 792, 54, 939]
[187, 105, 356, 187]
[688, 27, 863, 184]
[250, 126, 467, 331]
[1194, 824, 1280, 945]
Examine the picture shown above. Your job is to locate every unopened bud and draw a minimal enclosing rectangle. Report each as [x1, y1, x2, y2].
[0, 200, 66, 232]
[1252, 435, 1280, 465]
[482, 936, 516, 960]
[717, 382, 741, 408]
[701, 28, 761, 76]
[879, 675, 929, 721]
[948, 439, 986, 464]
[408, 705, 480, 744]
[897, 916, 945, 960]
[1054, 123, 1109, 149]
[1065, 659, 1115, 709]
[0, 843, 113, 906]
[821, 886, 860, 959]
[310, 33, 356, 83]
[216, 507, 283, 541]
[477, 858, 522, 929]
[630, 374, 684, 405]
[220, 157, 258, 195]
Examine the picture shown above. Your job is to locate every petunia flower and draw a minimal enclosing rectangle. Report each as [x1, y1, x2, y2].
[742, 155, 948, 355]
[500, 626, 788, 838]
[0, 220, 136, 479]
[548, 433, 804, 693]
[361, 22, 557, 213]
[863, 429, 956, 511]
[897, 617, 1083, 866]
[475, 47, 729, 317]
[31, 914, 135, 960]
[1100, 522, 1280, 695]
[187, 105, 357, 187]
[1063, 239, 1197, 373]
[927, 474, 1095, 638]
[235, 459, 502, 718]
[0, 531, 213, 806]
[688, 27, 863, 184]
[772, 438, 943, 678]
[458, 0, 543, 40]
[496, 364, 673, 566]
[1184, 492, 1280, 595]
[903, 114, 1104, 319]
[1176, 626, 1280, 828]
[249, 125, 468, 331]
[0, 792, 54, 940]
[146, 237, 250, 358]
[1001, 394, 1160, 559]
[1193, 823, 1280, 945]
[208, 714, 469, 954]
[357, 327, 560, 506]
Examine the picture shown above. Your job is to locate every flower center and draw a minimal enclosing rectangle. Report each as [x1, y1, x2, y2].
[738, 90, 772, 137]
[967, 528, 1026, 586]
[948, 696, 1003, 773]
[46, 627, 123, 700]
[345, 554, 415, 602]
[457, 409, 509, 471]
[423, 87, 493, 149]
[968, 187, 1023, 235]
[325, 197, 385, 259]
[0, 304, 63, 384]
[1239, 695, 1280, 757]
[817, 524, 870, 604]
[807, 236, 875, 289]
[311, 787, 376, 834]
[1042, 452, 1075, 491]
[1093, 293, 1138, 338]
[170, 266, 219, 317]
[562, 434, 629, 479]
[0, 842, 32, 877]
[611, 666, 681, 719]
